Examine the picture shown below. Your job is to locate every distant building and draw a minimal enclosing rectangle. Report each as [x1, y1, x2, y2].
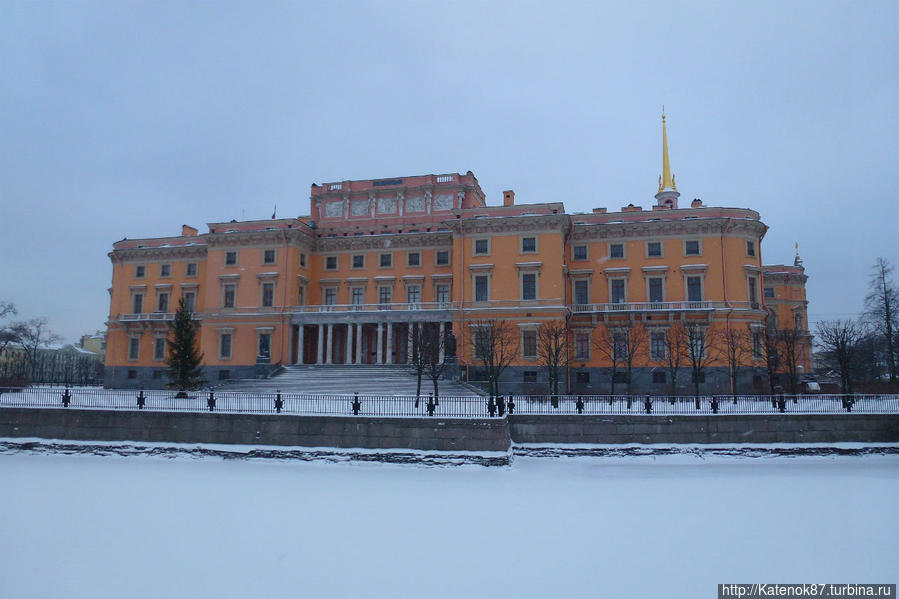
[104, 115, 811, 392]
[79, 331, 107, 359]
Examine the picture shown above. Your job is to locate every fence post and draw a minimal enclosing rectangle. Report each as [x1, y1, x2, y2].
[274, 391, 283, 414]
[207, 390, 215, 412]
[644, 394, 652, 414]
[576, 396, 585, 414]
[507, 395, 514, 415]
[426, 394, 435, 416]
[61, 387, 71, 408]
[352, 393, 361, 416]
[711, 396, 719, 414]
[777, 394, 786, 413]
[137, 389, 146, 410]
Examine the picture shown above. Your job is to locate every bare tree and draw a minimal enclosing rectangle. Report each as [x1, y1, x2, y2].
[419, 323, 449, 402]
[537, 321, 569, 397]
[593, 323, 647, 395]
[661, 322, 689, 396]
[714, 325, 753, 395]
[468, 319, 518, 397]
[16, 317, 63, 381]
[410, 324, 428, 399]
[593, 324, 625, 395]
[864, 258, 898, 382]
[762, 326, 781, 393]
[815, 319, 865, 394]
[777, 327, 805, 394]
[0, 302, 22, 356]
[683, 322, 715, 398]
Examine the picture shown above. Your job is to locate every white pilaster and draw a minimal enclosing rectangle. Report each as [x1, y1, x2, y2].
[316, 324, 324, 364]
[376, 323, 383, 364]
[356, 323, 363, 364]
[326, 324, 333, 364]
[386, 322, 393, 364]
[297, 325, 304, 364]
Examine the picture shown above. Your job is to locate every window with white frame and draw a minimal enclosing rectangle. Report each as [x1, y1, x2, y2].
[475, 275, 489, 302]
[258, 333, 271, 359]
[378, 286, 392, 304]
[132, 293, 144, 314]
[407, 252, 420, 267]
[748, 276, 758, 305]
[379, 253, 392, 268]
[128, 337, 140, 360]
[325, 256, 338, 270]
[160, 264, 171, 277]
[261, 282, 275, 307]
[521, 273, 537, 301]
[135, 265, 145, 278]
[474, 239, 489, 255]
[324, 287, 337, 306]
[521, 237, 537, 253]
[612, 332, 628, 361]
[610, 279, 626, 304]
[435, 284, 450, 304]
[752, 331, 763, 359]
[521, 329, 537, 359]
[684, 240, 701, 256]
[648, 277, 664, 303]
[575, 332, 590, 361]
[650, 332, 666, 361]
[299, 252, 307, 267]
[225, 251, 238, 266]
[352, 255, 364, 269]
[746, 240, 756, 257]
[153, 337, 166, 361]
[297, 284, 306, 306]
[183, 291, 196, 312]
[263, 249, 276, 264]
[574, 279, 589, 305]
[647, 241, 662, 258]
[407, 285, 421, 305]
[764, 287, 775, 299]
[435, 250, 450, 266]
[185, 262, 198, 277]
[686, 276, 703, 302]
[157, 291, 169, 312]
[219, 332, 233, 359]
[222, 284, 236, 308]
[573, 245, 587, 261]
[609, 243, 624, 259]
[351, 287, 364, 305]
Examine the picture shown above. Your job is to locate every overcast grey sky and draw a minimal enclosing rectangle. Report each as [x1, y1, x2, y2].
[1, 1, 896, 342]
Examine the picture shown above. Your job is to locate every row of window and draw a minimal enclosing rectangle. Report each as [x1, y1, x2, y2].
[568, 239, 757, 261]
[128, 336, 169, 361]
[325, 250, 450, 271]
[320, 283, 452, 306]
[131, 290, 196, 314]
[135, 262, 198, 279]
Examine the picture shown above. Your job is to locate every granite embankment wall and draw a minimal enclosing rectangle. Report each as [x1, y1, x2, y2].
[0, 408, 508, 452]
[1, 409, 897, 450]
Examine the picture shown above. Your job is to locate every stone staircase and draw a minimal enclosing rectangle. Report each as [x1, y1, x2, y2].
[217, 364, 482, 396]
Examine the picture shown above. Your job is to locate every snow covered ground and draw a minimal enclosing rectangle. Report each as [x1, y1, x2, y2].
[1, 449, 896, 598]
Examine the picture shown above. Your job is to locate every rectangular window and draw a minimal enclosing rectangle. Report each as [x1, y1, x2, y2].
[522, 273, 537, 300]
[748, 276, 758, 304]
[379, 253, 392, 268]
[692, 371, 706, 383]
[160, 264, 171, 277]
[746, 240, 756, 257]
[351, 287, 364, 305]
[573, 245, 587, 260]
[324, 287, 337, 305]
[299, 253, 307, 267]
[435, 284, 450, 304]
[352, 255, 365, 269]
[436, 250, 450, 266]
[574, 280, 589, 305]
[521, 237, 536, 253]
[153, 337, 166, 361]
[687, 276, 703, 302]
[576, 372, 590, 385]
[218, 370, 231, 381]
[685, 240, 701, 256]
[764, 287, 775, 298]
[752, 332, 763, 359]
[225, 251, 238, 266]
[652, 371, 666, 384]
[152, 370, 163, 380]
[475, 275, 489, 302]
[183, 291, 196, 312]
[157, 292, 169, 312]
[263, 249, 276, 264]
[610, 279, 626, 304]
[128, 337, 140, 360]
[407, 252, 420, 267]
[522, 329, 537, 359]
[474, 239, 489, 255]
[647, 241, 662, 257]
[258, 333, 271, 359]
[223, 284, 236, 308]
[407, 286, 421, 305]
[613, 371, 629, 383]
[473, 330, 489, 360]
[650, 332, 666, 361]
[690, 331, 706, 359]
[575, 332, 590, 361]
[127, 369, 137, 379]
[261, 282, 275, 307]
[297, 285, 305, 306]
[325, 256, 337, 270]
[219, 333, 232, 359]
[135, 265, 145, 278]
[379, 286, 392, 304]
[132, 293, 143, 314]
[648, 278, 664, 303]
[523, 371, 537, 383]
[609, 243, 624, 259]
[185, 262, 197, 277]
[612, 333, 627, 361]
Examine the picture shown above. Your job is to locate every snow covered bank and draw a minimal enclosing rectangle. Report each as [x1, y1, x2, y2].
[1, 451, 896, 598]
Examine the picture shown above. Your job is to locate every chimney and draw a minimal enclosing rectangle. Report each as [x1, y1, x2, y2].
[691, 198, 703, 208]
[621, 204, 642, 213]
[503, 190, 515, 206]
[592, 207, 607, 214]
[181, 224, 198, 237]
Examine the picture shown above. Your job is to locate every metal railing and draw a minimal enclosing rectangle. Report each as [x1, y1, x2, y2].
[1, 387, 896, 418]
[292, 302, 457, 314]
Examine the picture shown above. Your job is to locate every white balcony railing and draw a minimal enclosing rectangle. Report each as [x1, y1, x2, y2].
[120, 312, 176, 321]
[292, 302, 457, 314]
[570, 301, 729, 314]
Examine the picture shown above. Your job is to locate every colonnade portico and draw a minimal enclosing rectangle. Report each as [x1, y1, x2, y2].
[290, 318, 452, 365]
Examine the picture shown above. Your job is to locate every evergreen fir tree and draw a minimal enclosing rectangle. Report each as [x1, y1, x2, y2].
[166, 297, 204, 396]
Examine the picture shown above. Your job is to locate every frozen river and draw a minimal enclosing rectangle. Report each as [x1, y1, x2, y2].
[1, 448, 896, 598]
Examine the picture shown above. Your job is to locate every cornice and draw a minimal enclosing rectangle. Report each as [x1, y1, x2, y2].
[315, 232, 453, 252]
[206, 228, 314, 250]
[448, 214, 569, 235]
[570, 218, 767, 240]
[111, 245, 208, 262]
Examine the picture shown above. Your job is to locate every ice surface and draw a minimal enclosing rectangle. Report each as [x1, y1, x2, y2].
[1, 451, 896, 598]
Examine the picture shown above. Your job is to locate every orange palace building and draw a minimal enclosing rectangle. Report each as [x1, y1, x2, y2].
[105, 118, 810, 392]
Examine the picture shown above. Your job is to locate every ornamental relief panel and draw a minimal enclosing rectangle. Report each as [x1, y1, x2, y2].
[324, 201, 343, 218]
[406, 195, 426, 212]
[377, 197, 397, 214]
[434, 194, 453, 211]
[350, 200, 369, 216]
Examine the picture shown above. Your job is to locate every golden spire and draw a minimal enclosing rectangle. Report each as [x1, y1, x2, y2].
[658, 109, 677, 193]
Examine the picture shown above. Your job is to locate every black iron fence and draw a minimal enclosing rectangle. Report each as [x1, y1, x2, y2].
[0, 386, 897, 418]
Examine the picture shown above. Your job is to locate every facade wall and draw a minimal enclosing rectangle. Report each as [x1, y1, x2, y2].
[104, 172, 812, 392]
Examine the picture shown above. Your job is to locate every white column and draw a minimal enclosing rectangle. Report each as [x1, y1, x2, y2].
[316, 324, 323, 364]
[356, 323, 363, 364]
[326, 324, 333, 364]
[386, 322, 394, 364]
[407, 323, 414, 364]
[345, 324, 353, 364]
[376, 323, 384, 364]
[439, 322, 445, 363]
[297, 325, 304, 364]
